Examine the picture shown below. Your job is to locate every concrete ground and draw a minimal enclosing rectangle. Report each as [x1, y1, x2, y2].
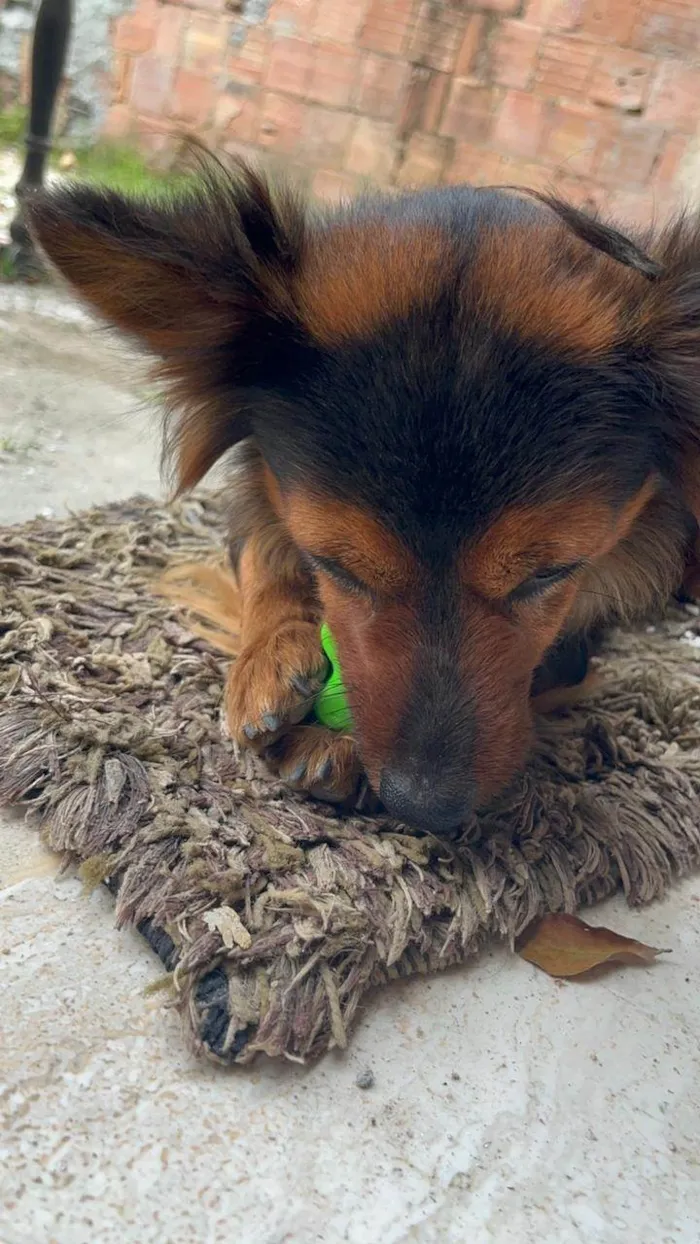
[1, 282, 700, 1244]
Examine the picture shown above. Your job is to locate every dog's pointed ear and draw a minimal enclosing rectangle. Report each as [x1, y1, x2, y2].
[26, 163, 305, 490]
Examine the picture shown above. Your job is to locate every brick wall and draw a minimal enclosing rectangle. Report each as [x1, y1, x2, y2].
[104, 0, 700, 220]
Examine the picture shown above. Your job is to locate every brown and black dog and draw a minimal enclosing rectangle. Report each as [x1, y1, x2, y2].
[28, 160, 700, 835]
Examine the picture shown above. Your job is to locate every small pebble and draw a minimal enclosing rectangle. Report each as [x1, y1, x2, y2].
[355, 1068, 374, 1090]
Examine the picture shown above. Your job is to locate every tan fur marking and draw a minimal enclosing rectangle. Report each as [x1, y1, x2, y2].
[472, 224, 646, 356]
[284, 493, 417, 593]
[297, 222, 448, 344]
[466, 479, 659, 600]
[532, 671, 601, 715]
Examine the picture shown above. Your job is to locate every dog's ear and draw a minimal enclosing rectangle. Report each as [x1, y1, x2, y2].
[26, 162, 305, 490]
[637, 215, 700, 517]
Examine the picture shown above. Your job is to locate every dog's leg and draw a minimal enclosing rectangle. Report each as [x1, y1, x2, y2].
[226, 512, 363, 801]
[530, 629, 602, 714]
[225, 523, 326, 745]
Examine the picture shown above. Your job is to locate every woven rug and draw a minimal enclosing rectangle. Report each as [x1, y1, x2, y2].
[2, 494, 700, 1065]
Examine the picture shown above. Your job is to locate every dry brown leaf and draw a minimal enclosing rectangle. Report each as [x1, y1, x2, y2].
[515, 913, 666, 978]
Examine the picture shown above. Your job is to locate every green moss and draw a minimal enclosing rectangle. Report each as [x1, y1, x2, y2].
[69, 141, 165, 195]
[0, 105, 27, 147]
[68, 141, 194, 198]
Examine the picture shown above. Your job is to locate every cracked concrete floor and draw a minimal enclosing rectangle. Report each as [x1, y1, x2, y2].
[1, 282, 700, 1244]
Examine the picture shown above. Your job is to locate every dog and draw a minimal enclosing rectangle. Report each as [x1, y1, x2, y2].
[28, 158, 700, 836]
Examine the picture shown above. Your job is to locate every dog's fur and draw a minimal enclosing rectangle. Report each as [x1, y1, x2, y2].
[28, 159, 700, 834]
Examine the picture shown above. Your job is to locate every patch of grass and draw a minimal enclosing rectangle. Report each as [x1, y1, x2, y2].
[67, 141, 194, 198]
[68, 141, 169, 195]
[0, 105, 27, 147]
[0, 249, 16, 283]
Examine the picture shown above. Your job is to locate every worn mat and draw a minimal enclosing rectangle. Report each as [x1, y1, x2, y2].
[2, 494, 700, 1064]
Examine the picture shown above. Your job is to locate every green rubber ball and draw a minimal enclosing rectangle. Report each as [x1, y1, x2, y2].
[315, 623, 353, 731]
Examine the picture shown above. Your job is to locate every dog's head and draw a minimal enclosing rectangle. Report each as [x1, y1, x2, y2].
[28, 163, 700, 832]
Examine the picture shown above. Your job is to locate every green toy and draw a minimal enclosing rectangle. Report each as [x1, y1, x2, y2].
[315, 623, 353, 731]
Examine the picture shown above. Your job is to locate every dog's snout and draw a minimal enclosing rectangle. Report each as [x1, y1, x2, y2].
[379, 768, 471, 836]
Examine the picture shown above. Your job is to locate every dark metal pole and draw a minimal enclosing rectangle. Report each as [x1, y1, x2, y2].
[6, 0, 73, 277]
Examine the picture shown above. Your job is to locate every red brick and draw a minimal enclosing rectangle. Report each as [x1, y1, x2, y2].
[226, 27, 269, 85]
[114, 0, 157, 55]
[301, 106, 356, 167]
[594, 119, 662, 186]
[541, 102, 604, 175]
[18, 34, 30, 106]
[421, 72, 449, 132]
[652, 132, 691, 192]
[174, 0, 224, 12]
[313, 0, 367, 42]
[493, 88, 549, 158]
[129, 55, 174, 115]
[445, 144, 506, 186]
[360, 0, 417, 57]
[479, 0, 522, 11]
[169, 69, 217, 125]
[154, 5, 186, 59]
[355, 53, 410, 120]
[134, 115, 178, 166]
[553, 174, 606, 211]
[589, 48, 656, 113]
[646, 61, 700, 131]
[399, 67, 448, 135]
[489, 21, 541, 90]
[345, 117, 397, 181]
[440, 79, 499, 143]
[103, 103, 132, 140]
[308, 42, 361, 107]
[632, 0, 700, 58]
[112, 52, 131, 104]
[450, 149, 553, 191]
[267, 0, 317, 39]
[524, 0, 581, 28]
[454, 14, 487, 78]
[497, 156, 554, 191]
[220, 138, 264, 165]
[578, 0, 639, 42]
[605, 187, 663, 228]
[182, 15, 227, 76]
[258, 91, 306, 153]
[408, 2, 464, 73]
[264, 35, 313, 96]
[214, 85, 260, 143]
[312, 168, 358, 203]
[396, 132, 451, 187]
[536, 34, 599, 99]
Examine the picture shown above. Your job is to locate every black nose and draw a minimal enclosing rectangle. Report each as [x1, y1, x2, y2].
[379, 769, 471, 836]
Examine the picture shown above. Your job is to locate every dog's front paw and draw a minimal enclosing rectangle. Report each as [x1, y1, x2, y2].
[266, 725, 362, 803]
[225, 621, 328, 748]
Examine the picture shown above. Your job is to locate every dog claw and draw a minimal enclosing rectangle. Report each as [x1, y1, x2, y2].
[288, 761, 308, 783]
[262, 712, 281, 732]
[316, 757, 333, 783]
[291, 674, 317, 698]
[243, 722, 259, 740]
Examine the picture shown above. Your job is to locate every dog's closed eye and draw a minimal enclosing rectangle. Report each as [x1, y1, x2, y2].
[509, 562, 583, 603]
[303, 552, 375, 599]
